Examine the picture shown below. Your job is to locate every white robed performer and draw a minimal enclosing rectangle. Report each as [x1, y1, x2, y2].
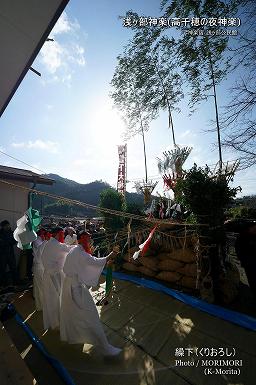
[32, 229, 47, 311]
[41, 227, 74, 330]
[60, 231, 122, 357]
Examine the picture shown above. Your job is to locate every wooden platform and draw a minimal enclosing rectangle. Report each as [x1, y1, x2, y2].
[5, 278, 256, 385]
[0, 321, 35, 385]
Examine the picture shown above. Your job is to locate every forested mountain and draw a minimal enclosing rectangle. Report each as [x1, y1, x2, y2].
[32, 174, 143, 217]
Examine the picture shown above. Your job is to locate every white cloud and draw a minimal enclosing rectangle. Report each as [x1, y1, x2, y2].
[38, 11, 86, 84]
[11, 140, 59, 154]
[40, 41, 64, 74]
[51, 12, 72, 36]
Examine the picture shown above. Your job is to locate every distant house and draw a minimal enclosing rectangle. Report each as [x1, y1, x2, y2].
[0, 165, 54, 228]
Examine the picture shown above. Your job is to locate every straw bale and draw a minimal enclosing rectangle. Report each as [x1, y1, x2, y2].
[122, 262, 139, 272]
[157, 253, 173, 261]
[139, 257, 159, 271]
[169, 248, 196, 263]
[177, 263, 198, 277]
[181, 276, 197, 289]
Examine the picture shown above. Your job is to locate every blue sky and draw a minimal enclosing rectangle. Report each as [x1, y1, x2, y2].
[0, 0, 255, 197]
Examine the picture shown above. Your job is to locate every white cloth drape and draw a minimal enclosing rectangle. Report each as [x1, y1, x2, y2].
[60, 245, 121, 356]
[14, 213, 37, 249]
[41, 238, 73, 330]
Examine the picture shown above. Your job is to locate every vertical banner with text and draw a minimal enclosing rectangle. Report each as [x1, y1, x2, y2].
[117, 144, 127, 197]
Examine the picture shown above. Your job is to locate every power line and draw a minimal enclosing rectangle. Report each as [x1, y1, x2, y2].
[0, 149, 47, 175]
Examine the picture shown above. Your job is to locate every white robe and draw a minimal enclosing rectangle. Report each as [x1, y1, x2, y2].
[32, 238, 47, 311]
[41, 238, 72, 330]
[60, 245, 121, 356]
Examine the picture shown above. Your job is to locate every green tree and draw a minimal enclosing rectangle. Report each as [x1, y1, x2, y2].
[176, 164, 238, 227]
[119, 20, 183, 146]
[99, 188, 125, 230]
[176, 163, 239, 285]
[123, 1, 240, 169]
[222, 0, 256, 168]
[111, 53, 154, 182]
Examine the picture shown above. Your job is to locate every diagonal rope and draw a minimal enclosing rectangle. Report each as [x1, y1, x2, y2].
[0, 178, 208, 227]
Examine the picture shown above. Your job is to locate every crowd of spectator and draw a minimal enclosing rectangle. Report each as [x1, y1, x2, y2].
[0, 218, 106, 293]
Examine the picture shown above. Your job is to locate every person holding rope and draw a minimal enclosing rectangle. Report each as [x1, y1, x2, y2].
[60, 231, 122, 357]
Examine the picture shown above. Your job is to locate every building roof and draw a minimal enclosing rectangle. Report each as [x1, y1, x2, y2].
[0, 0, 69, 116]
[0, 165, 54, 185]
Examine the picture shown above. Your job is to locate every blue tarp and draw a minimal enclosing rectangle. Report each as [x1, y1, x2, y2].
[7, 304, 76, 385]
[103, 270, 256, 332]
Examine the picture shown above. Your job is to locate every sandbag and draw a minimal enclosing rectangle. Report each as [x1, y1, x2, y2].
[139, 266, 156, 277]
[156, 271, 181, 283]
[158, 259, 184, 271]
[139, 257, 159, 271]
[157, 253, 173, 261]
[177, 263, 198, 277]
[169, 248, 196, 263]
[181, 276, 197, 289]
[122, 262, 139, 272]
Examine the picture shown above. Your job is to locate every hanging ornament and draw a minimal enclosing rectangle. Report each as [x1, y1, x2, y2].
[134, 180, 158, 204]
[165, 199, 172, 218]
[157, 145, 192, 195]
[159, 200, 165, 219]
[145, 199, 156, 218]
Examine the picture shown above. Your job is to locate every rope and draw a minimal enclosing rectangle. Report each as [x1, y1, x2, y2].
[0, 179, 208, 227]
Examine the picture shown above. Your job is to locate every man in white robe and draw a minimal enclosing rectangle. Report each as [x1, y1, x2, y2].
[32, 229, 47, 311]
[41, 227, 74, 330]
[60, 231, 122, 357]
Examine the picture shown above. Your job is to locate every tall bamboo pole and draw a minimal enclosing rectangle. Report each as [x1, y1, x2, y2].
[207, 44, 223, 171]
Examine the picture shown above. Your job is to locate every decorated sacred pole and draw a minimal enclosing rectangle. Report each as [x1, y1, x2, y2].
[117, 144, 127, 198]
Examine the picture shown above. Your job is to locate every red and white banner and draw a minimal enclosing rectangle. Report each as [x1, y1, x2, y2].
[133, 225, 157, 260]
[117, 144, 127, 196]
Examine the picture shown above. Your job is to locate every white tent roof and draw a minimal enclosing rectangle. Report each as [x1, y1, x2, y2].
[0, 0, 69, 116]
